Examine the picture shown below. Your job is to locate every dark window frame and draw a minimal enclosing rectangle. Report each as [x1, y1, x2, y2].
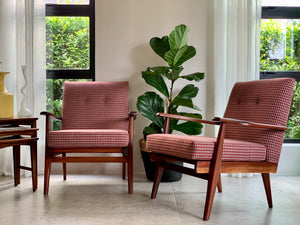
[260, 6, 300, 143]
[45, 1, 95, 80]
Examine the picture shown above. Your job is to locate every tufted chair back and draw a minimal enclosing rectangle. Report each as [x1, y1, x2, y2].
[224, 78, 295, 163]
[61, 82, 129, 131]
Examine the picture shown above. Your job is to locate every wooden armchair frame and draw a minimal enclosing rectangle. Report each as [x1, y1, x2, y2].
[151, 112, 287, 221]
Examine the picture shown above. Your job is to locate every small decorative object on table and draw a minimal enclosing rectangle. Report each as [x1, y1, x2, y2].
[0, 62, 14, 118]
[18, 65, 33, 117]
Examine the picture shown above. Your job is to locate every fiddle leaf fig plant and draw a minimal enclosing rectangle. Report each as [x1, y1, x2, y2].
[137, 24, 205, 137]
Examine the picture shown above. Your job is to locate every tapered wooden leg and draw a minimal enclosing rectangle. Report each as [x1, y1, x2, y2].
[30, 142, 38, 192]
[151, 160, 164, 199]
[62, 153, 67, 180]
[122, 162, 126, 180]
[13, 145, 21, 187]
[217, 174, 222, 193]
[204, 171, 220, 221]
[127, 149, 133, 194]
[262, 173, 273, 208]
[44, 155, 52, 195]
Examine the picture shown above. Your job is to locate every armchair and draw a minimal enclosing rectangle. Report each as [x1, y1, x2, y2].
[146, 78, 295, 220]
[41, 81, 137, 195]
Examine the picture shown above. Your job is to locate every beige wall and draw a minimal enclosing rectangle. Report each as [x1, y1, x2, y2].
[94, 0, 208, 176]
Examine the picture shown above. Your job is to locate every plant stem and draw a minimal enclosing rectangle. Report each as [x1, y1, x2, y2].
[167, 74, 175, 113]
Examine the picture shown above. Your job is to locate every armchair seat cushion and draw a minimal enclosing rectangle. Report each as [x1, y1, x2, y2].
[47, 129, 129, 148]
[146, 134, 266, 161]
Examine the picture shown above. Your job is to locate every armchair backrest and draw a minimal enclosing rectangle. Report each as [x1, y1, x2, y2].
[223, 78, 295, 163]
[61, 82, 129, 131]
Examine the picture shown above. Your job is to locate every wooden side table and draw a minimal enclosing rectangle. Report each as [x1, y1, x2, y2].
[0, 118, 38, 192]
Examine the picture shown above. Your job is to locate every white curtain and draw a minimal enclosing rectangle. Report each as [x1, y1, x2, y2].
[207, 0, 261, 177]
[0, 0, 45, 176]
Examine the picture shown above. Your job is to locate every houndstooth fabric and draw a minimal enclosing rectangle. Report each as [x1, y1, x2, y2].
[62, 82, 129, 130]
[48, 129, 129, 148]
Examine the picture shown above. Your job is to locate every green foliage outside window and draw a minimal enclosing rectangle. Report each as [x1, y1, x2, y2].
[46, 17, 90, 130]
[260, 19, 300, 138]
[286, 81, 300, 138]
[260, 19, 300, 71]
[46, 17, 90, 69]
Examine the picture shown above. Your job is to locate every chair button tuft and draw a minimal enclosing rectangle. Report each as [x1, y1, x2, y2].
[256, 97, 260, 104]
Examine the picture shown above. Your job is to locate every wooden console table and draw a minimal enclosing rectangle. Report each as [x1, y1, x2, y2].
[0, 118, 38, 191]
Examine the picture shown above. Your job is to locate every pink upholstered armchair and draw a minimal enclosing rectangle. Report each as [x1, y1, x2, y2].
[147, 78, 295, 220]
[41, 81, 137, 195]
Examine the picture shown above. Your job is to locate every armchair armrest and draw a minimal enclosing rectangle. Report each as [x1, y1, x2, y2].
[157, 113, 287, 132]
[40, 111, 62, 133]
[128, 111, 138, 120]
[40, 111, 62, 121]
[157, 113, 220, 125]
[213, 117, 287, 131]
[157, 113, 220, 134]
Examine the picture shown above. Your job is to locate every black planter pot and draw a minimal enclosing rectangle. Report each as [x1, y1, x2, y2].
[141, 150, 182, 182]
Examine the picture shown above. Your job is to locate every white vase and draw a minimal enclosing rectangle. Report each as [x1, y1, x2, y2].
[18, 65, 32, 117]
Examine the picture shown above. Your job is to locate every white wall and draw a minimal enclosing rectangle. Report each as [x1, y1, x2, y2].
[93, 0, 208, 176]
[278, 144, 300, 175]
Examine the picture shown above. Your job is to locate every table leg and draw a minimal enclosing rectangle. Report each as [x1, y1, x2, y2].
[30, 141, 38, 192]
[13, 145, 21, 186]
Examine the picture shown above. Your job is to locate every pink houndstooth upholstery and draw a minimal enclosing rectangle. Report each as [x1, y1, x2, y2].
[224, 78, 295, 163]
[48, 82, 130, 149]
[146, 135, 266, 161]
[48, 129, 129, 148]
[146, 78, 295, 163]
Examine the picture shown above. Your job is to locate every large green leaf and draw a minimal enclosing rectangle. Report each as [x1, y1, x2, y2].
[171, 67, 184, 80]
[174, 121, 203, 135]
[150, 36, 170, 61]
[164, 46, 196, 67]
[180, 72, 205, 82]
[151, 66, 183, 81]
[174, 46, 196, 67]
[142, 68, 169, 98]
[177, 84, 199, 99]
[164, 46, 186, 66]
[143, 123, 163, 136]
[169, 24, 189, 49]
[171, 96, 199, 111]
[136, 92, 165, 128]
[149, 66, 171, 79]
[173, 112, 203, 135]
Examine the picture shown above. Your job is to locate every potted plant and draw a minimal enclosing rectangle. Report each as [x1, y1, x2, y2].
[137, 24, 205, 181]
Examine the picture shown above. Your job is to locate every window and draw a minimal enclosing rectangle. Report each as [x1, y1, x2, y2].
[260, 0, 300, 142]
[46, 0, 95, 129]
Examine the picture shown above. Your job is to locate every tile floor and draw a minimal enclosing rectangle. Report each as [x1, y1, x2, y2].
[0, 174, 299, 225]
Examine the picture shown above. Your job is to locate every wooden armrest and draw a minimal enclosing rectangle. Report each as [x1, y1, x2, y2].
[213, 117, 287, 131]
[157, 113, 220, 125]
[40, 111, 62, 121]
[128, 111, 138, 120]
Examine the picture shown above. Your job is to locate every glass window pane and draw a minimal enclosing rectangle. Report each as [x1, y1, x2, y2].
[46, 17, 90, 70]
[47, 79, 92, 130]
[260, 19, 300, 72]
[45, 0, 90, 5]
[286, 81, 300, 138]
